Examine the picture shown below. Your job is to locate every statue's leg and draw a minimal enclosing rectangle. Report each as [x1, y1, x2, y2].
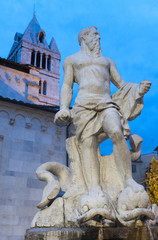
[81, 136, 100, 190]
[78, 136, 111, 215]
[102, 109, 153, 225]
[102, 109, 143, 192]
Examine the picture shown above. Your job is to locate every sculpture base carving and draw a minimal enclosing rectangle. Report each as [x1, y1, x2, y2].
[31, 136, 155, 228]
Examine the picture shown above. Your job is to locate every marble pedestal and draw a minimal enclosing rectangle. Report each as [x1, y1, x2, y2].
[25, 226, 158, 240]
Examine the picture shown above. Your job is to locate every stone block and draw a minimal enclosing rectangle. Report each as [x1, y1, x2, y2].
[0, 235, 8, 240]
[23, 140, 34, 152]
[23, 200, 39, 207]
[8, 159, 23, 172]
[54, 145, 61, 151]
[11, 139, 24, 152]
[40, 155, 51, 164]
[16, 206, 37, 217]
[11, 225, 26, 236]
[4, 170, 28, 178]
[0, 215, 19, 225]
[12, 127, 25, 138]
[0, 198, 16, 206]
[27, 188, 43, 201]
[19, 216, 33, 226]
[21, 161, 40, 173]
[41, 134, 52, 144]
[8, 236, 22, 240]
[0, 175, 26, 189]
[31, 198, 64, 228]
[0, 206, 16, 216]
[8, 150, 24, 162]
[0, 225, 13, 236]
[24, 130, 35, 141]
[27, 178, 45, 189]
[0, 198, 6, 205]
[21, 152, 40, 163]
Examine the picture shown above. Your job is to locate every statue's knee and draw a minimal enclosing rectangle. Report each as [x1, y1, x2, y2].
[110, 129, 123, 143]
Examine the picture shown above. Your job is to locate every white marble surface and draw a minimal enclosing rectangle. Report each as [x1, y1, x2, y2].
[33, 27, 154, 228]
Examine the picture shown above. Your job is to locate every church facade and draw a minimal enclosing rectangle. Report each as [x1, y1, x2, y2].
[0, 15, 67, 240]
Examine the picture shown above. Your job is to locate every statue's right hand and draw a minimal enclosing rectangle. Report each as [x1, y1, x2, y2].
[54, 109, 71, 126]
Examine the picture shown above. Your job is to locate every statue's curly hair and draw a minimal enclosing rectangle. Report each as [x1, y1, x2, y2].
[78, 26, 98, 46]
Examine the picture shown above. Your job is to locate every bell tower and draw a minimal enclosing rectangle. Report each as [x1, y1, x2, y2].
[7, 13, 60, 106]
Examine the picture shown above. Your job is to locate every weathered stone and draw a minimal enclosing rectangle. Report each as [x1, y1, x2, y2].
[31, 198, 64, 228]
[64, 196, 81, 228]
[25, 226, 158, 240]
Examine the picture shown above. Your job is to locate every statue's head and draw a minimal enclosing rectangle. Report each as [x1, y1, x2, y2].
[78, 27, 101, 54]
[78, 27, 98, 45]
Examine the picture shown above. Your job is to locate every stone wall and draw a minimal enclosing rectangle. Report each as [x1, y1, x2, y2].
[0, 63, 59, 106]
[0, 65, 39, 103]
[0, 100, 67, 240]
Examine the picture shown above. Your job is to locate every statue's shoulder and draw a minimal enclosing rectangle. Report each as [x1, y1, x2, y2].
[104, 57, 116, 67]
[63, 56, 73, 67]
[63, 52, 80, 68]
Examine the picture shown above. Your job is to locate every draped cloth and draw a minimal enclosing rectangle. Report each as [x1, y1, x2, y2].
[72, 82, 144, 142]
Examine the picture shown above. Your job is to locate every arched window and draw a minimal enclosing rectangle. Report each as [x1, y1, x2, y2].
[39, 32, 44, 43]
[31, 50, 35, 65]
[42, 53, 46, 69]
[43, 81, 47, 95]
[36, 51, 40, 68]
[39, 80, 41, 94]
[47, 55, 51, 71]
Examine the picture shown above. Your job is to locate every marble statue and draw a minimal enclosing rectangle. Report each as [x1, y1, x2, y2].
[31, 27, 155, 228]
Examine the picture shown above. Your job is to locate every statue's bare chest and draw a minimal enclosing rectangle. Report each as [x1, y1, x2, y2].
[73, 55, 110, 71]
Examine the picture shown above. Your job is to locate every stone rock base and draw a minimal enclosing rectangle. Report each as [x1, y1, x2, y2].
[25, 226, 158, 240]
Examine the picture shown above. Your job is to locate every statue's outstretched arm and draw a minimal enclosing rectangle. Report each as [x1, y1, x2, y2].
[108, 58, 151, 95]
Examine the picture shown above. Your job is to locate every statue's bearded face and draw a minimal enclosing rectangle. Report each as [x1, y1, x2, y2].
[84, 29, 101, 53]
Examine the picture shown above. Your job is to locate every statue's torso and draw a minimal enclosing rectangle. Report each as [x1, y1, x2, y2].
[71, 51, 111, 100]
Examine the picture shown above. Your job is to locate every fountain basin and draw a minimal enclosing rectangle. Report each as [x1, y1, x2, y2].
[25, 226, 158, 240]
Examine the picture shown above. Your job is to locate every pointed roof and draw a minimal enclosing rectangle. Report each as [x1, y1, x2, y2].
[49, 37, 60, 54]
[8, 14, 60, 60]
[8, 41, 19, 59]
[22, 14, 43, 45]
[7, 32, 23, 59]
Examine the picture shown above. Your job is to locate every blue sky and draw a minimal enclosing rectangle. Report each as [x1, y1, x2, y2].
[0, 0, 158, 154]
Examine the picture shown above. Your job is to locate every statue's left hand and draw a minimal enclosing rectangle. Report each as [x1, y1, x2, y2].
[139, 80, 151, 97]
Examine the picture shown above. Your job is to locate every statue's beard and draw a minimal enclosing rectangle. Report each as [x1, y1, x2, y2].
[88, 40, 101, 56]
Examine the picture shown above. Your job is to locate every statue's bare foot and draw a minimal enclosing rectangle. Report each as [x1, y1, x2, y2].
[126, 178, 144, 193]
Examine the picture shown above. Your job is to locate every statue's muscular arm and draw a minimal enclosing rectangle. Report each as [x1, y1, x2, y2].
[108, 58, 125, 89]
[54, 57, 74, 126]
[60, 57, 74, 110]
[108, 58, 151, 95]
